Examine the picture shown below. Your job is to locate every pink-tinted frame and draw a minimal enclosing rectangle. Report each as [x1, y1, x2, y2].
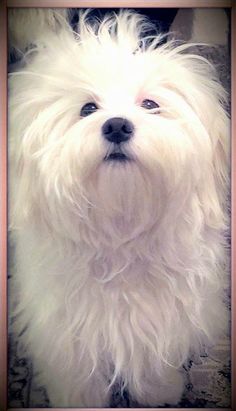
[0, 1, 235, 410]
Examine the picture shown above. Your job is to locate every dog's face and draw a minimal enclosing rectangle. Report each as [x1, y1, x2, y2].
[10, 11, 229, 243]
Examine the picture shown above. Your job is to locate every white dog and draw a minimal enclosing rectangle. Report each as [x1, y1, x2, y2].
[8, 9, 230, 407]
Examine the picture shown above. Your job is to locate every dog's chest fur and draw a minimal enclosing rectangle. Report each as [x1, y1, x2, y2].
[13, 220, 221, 376]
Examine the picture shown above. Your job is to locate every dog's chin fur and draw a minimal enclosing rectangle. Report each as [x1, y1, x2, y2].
[9, 9, 230, 407]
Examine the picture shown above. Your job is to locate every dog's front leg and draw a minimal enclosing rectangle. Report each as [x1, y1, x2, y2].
[34, 357, 111, 407]
[128, 365, 184, 406]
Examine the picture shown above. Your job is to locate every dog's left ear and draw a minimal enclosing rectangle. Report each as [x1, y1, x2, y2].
[198, 98, 230, 229]
[211, 104, 230, 207]
[169, 7, 230, 212]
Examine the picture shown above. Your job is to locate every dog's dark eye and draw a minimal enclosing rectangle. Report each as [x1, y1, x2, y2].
[80, 102, 98, 117]
[141, 99, 159, 111]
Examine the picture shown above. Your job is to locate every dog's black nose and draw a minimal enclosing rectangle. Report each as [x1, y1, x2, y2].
[102, 117, 134, 144]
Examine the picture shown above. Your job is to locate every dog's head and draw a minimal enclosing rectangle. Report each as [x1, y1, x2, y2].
[9, 10, 229, 243]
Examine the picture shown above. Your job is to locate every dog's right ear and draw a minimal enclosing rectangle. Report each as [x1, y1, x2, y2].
[8, 8, 72, 64]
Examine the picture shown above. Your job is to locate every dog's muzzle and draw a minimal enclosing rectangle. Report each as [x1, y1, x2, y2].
[102, 117, 134, 162]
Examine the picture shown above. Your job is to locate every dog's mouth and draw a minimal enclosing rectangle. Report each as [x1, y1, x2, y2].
[104, 147, 130, 162]
[106, 152, 128, 161]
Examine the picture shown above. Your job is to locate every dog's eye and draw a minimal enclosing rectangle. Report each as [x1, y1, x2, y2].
[80, 102, 98, 117]
[141, 99, 159, 111]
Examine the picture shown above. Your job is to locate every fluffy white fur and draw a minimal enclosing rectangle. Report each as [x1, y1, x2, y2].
[9, 9, 230, 407]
